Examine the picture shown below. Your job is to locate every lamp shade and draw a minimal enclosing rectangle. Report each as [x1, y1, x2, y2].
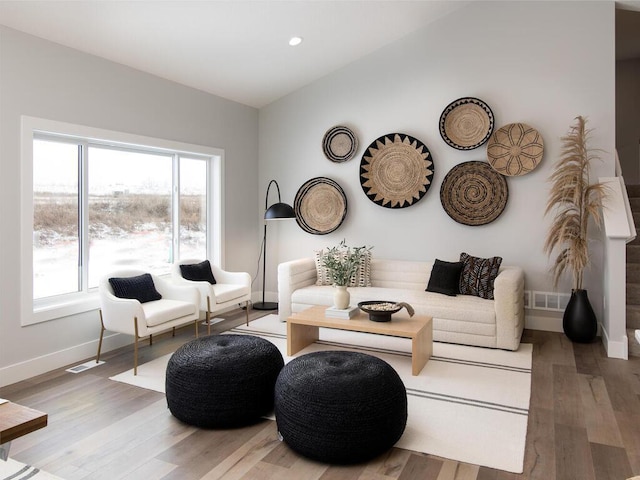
[265, 202, 296, 220]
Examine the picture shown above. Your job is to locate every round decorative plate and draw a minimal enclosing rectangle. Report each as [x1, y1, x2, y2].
[486, 123, 544, 176]
[439, 97, 494, 150]
[360, 132, 434, 209]
[440, 161, 508, 226]
[322, 125, 358, 163]
[294, 177, 347, 235]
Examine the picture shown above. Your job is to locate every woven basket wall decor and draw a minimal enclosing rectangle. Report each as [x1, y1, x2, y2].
[486, 123, 544, 176]
[360, 132, 434, 209]
[322, 125, 358, 163]
[294, 177, 347, 235]
[439, 97, 494, 150]
[440, 161, 508, 226]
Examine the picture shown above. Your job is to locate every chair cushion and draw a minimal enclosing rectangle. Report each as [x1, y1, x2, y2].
[212, 283, 248, 304]
[142, 299, 197, 327]
[109, 273, 162, 303]
[180, 260, 216, 284]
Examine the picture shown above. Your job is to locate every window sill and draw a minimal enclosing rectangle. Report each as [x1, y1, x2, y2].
[28, 293, 101, 326]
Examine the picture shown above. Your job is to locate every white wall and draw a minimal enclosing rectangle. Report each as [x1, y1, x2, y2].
[0, 27, 259, 385]
[259, 1, 616, 325]
[617, 58, 640, 183]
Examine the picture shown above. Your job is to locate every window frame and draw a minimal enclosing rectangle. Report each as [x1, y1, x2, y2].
[21, 116, 224, 326]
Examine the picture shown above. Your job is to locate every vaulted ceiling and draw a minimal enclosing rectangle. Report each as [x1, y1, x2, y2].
[1, 1, 639, 109]
[0, 1, 469, 108]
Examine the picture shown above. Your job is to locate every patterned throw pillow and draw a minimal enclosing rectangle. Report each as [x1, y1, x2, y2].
[109, 273, 162, 303]
[458, 252, 502, 300]
[314, 249, 372, 287]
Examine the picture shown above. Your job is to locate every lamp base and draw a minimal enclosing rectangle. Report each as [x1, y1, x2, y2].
[253, 301, 278, 311]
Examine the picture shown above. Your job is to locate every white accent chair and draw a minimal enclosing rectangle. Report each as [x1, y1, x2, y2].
[172, 259, 252, 334]
[96, 268, 200, 375]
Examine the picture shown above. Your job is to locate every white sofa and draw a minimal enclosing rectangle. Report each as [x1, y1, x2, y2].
[278, 258, 525, 351]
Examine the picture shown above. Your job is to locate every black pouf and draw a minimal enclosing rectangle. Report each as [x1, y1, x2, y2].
[166, 334, 284, 428]
[274, 351, 407, 464]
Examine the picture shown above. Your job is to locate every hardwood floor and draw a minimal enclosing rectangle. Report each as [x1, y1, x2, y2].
[2, 309, 640, 480]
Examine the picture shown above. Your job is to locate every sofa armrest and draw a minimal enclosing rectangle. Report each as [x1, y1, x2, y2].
[278, 258, 317, 321]
[493, 266, 525, 350]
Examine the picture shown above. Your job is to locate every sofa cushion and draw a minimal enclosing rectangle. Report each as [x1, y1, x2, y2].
[426, 259, 463, 296]
[180, 260, 216, 285]
[369, 259, 431, 290]
[143, 299, 197, 327]
[290, 285, 496, 325]
[109, 273, 162, 303]
[314, 249, 372, 287]
[459, 253, 502, 300]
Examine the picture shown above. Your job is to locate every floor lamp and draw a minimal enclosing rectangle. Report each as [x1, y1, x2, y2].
[254, 179, 296, 310]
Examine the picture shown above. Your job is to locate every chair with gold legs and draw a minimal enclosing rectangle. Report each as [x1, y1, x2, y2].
[96, 268, 200, 375]
[172, 259, 252, 334]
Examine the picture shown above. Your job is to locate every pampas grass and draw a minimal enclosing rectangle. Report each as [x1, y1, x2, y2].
[544, 116, 606, 290]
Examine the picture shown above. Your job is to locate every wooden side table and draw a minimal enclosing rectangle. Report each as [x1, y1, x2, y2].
[0, 400, 47, 461]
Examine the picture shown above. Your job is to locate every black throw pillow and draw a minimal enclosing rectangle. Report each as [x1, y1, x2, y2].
[109, 273, 162, 303]
[180, 260, 216, 285]
[426, 259, 463, 296]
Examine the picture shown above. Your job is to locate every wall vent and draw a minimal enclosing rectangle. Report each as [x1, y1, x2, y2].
[524, 290, 570, 312]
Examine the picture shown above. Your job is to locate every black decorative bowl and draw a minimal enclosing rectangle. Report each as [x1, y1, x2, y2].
[358, 301, 402, 322]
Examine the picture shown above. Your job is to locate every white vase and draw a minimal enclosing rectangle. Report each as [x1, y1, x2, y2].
[333, 285, 350, 309]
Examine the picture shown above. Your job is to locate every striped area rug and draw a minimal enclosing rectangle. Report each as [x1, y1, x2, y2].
[1, 458, 63, 480]
[111, 314, 532, 473]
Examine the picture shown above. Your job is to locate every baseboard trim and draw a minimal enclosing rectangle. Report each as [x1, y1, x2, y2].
[602, 326, 628, 360]
[525, 312, 563, 332]
[0, 333, 131, 388]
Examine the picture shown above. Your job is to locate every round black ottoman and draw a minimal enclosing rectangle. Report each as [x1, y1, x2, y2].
[166, 334, 284, 428]
[274, 351, 407, 464]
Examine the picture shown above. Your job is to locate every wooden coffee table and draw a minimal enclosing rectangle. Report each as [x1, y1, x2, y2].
[287, 305, 433, 375]
[0, 401, 47, 460]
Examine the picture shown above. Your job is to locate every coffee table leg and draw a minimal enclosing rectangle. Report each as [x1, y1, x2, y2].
[287, 321, 320, 356]
[0, 441, 10, 461]
[412, 322, 433, 375]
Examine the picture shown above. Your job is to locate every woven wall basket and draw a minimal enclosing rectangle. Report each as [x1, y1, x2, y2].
[440, 161, 508, 226]
[486, 123, 544, 176]
[322, 125, 358, 163]
[294, 177, 347, 235]
[360, 132, 434, 209]
[439, 97, 494, 150]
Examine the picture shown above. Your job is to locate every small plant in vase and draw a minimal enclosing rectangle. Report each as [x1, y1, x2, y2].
[322, 240, 371, 309]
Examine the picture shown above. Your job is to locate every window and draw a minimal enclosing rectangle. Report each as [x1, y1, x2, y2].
[23, 117, 223, 324]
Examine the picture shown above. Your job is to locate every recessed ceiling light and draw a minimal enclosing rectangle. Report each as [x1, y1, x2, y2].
[288, 36, 303, 47]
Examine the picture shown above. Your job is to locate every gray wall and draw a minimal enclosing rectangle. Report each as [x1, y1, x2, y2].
[0, 26, 259, 383]
[258, 1, 615, 323]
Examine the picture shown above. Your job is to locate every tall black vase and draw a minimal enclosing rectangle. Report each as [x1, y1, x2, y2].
[563, 289, 597, 343]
